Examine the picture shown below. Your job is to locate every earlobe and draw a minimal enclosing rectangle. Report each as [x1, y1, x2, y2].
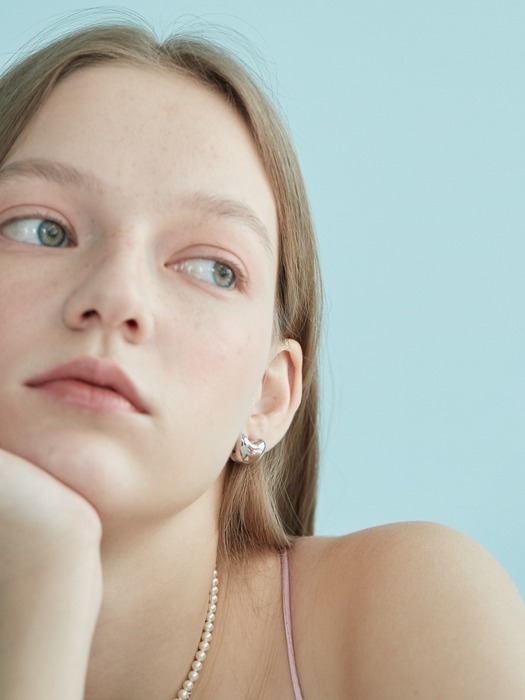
[243, 339, 303, 451]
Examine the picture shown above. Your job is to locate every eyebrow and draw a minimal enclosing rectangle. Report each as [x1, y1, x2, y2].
[180, 191, 274, 257]
[0, 157, 274, 256]
[0, 158, 103, 195]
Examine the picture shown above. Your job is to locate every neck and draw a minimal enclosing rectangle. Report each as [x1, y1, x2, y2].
[85, 491, 221, 700]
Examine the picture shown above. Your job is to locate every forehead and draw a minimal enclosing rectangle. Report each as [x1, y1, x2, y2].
[5, 63, 277, 243]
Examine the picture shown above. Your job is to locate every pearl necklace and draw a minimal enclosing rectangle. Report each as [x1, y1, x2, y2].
[173, 567, 219, 700]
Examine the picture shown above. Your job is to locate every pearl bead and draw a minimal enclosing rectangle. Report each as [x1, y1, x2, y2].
[171, 566, 218, 700]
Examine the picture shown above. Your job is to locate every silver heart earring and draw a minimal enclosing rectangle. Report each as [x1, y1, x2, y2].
[231, 434, 267, 464]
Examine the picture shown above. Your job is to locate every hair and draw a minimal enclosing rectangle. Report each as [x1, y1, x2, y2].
[0, 19, 323, 562]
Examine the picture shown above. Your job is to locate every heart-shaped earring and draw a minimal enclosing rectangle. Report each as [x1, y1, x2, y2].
[231, 434, 267, 464]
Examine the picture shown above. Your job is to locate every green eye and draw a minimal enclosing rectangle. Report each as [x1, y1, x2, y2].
[37, 220, 67, 247]
[2, 217, 70, 247]
[212, 262, 235, 288]
[176, 258, 237, 289]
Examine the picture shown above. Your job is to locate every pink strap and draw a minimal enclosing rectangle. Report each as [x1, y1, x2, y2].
[281, 550, 305, 700]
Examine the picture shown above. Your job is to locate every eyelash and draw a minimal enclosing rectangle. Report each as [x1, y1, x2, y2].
[172, 257, 246, 291]
[0, 213, 74, 248]
[0, 213, 247, 291]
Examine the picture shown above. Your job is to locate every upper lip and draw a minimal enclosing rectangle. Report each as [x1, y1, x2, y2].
[26, 356, 149, 414]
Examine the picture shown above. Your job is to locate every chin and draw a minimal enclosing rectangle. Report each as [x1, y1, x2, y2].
[5, 426, 140, 514]
[0, 416, 225, 527]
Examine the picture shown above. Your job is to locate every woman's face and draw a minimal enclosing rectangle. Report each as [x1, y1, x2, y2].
[0, 64, 281, 523]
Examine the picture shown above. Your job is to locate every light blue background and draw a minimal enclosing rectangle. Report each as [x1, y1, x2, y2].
[2, 1, 524, 597]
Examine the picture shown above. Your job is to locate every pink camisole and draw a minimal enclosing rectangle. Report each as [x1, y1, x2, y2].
[281, 549, 305, 700]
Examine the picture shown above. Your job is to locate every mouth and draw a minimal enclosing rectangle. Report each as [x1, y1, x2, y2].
[26, 357, 149, 415]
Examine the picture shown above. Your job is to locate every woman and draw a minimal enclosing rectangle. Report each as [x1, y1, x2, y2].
[0, 21, 524, 700]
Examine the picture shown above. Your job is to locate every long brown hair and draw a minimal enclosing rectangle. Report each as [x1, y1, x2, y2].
[0, 20, 323, 561]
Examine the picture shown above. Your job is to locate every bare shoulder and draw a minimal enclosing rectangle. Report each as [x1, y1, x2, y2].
[289, 523, 525, 699]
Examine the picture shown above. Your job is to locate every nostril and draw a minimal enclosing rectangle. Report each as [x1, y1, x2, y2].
[82, 309, 98, 320]
[126, 319, 139, 331]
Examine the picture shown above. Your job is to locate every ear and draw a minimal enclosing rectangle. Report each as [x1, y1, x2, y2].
[243, 339, 303, 450]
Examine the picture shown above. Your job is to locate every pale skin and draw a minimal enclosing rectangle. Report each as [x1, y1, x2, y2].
[0, 64, 524, 700]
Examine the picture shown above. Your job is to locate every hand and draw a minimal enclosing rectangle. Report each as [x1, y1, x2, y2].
[0, 447, 103, 700]
[0, 446, 102, 580]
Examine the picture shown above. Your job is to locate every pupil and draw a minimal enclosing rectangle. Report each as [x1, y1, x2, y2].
[37, 220, 66, 247]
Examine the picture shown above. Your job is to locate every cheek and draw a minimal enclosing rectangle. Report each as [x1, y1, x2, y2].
[154, 301, 274, 446]
[0, 260, 60, 344]
[0, 279, 36, 367]
[173, 306, 271, 388]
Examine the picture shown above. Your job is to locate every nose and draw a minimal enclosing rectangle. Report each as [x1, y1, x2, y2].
[62, 238, 154, 344]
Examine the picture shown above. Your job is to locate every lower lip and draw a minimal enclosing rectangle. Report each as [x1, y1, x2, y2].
[32, 379, 139, 415]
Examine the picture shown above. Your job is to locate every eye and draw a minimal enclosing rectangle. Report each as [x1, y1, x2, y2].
[174, 258, 237, 289]
[1, 217, 70, 248]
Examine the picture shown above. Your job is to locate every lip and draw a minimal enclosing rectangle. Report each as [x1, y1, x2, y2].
[26, 357, 149, 415]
